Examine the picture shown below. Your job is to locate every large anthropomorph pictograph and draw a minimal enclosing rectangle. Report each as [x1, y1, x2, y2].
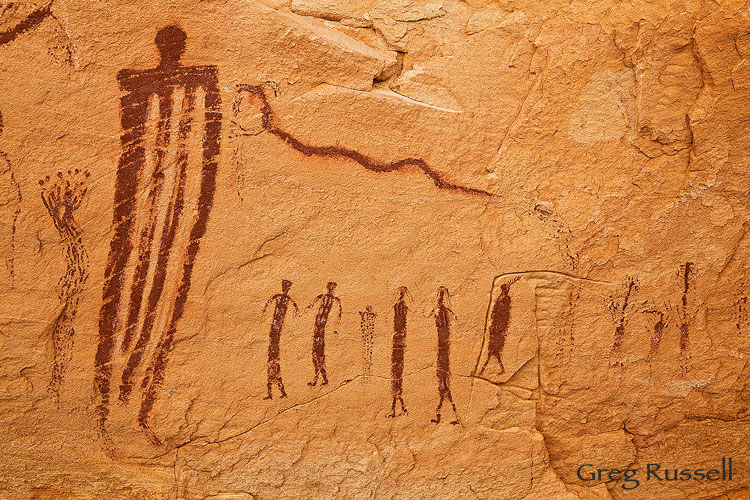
[94, 25, 222, 445]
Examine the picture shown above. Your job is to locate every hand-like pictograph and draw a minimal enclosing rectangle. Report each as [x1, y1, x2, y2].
[430, 286, 459, 425]
[40, 169, 90, 402]
[262, 279, 299, 399]
[480, 277, 519, 375]
[95, 25, 222, 446]
[358, 305, 377, 383]
[388, 287, 411, 418]
[306, 282, 342, 387]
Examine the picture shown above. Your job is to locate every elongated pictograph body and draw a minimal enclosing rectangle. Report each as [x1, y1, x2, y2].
[263, 280, 298, 399]
[678, 262, 694, 353]
[676, 262, 696, 373]
[359, 306, 377, 383]
[431, 286, 459, 425]
[388, 287, 411, 417]
[735, 284, 748, 335]
[645, 307, 668, 356]
[95, 25, 221, 446]
[306, 282, 341, 386]
[480, 277, 519, 375]
[40, 169, 90, 402]
[607, 276, 639, 365]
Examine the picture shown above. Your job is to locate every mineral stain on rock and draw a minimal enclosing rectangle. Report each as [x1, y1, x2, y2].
[0, 110, 21, 281]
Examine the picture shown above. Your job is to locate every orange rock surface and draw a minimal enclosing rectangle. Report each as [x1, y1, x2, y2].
[0, 0, 748, 498]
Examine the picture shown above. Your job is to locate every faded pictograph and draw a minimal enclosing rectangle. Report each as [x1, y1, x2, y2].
[0, 110, 21, 281]
[40, 169, 90, 402]
[306, 282, 342, 387]
[643, 305, 670, 357]
[530, 203, 578, 270]
[480, 277, 519, 375]
[554, 282, 582, 364]
[262, 280, 299, 399]
[735, 282, 748, 335]
[388, 287, 411, 418]
[232, 83, 498, 198]
[676, 262, 696, 371]
[358, 305, 377, 383]
[606, 276, 639, 365]
[95, 25, 222, 446]
[431, 287, 459, 425]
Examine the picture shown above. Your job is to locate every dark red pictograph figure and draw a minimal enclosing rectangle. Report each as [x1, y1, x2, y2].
[480, 277, 520, 375]
[40, 169, 90, 402]
[306, 282, 342, 387]
[677, 262, 695, 354]
[388, 286, 411, 418]
[94, 25, 221, 446]
[262, 279, 299, 399]
[734, 284, 748, 335]
[431, 286, 459, 425]
[359, 306, 377, 383]
[607, 276, 639, 365]
[645, 308, 668, 356]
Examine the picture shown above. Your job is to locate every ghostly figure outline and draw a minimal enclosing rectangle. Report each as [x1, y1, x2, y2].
[94, 25, 222, 446]
[388, 286, 412, 418]
[430, 286, 459, 425]
[480, 277, 520, 375]
[262, 279, 299, 399]
[40, 169, 90, 402]
[306, 281, 342, 386]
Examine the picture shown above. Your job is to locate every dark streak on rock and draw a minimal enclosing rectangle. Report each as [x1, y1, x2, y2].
[236, 84, 498, 198]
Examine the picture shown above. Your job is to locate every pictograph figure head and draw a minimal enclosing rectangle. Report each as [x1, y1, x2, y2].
[501, 277, 520, 295]
[281, 279, 292, 292]
[365, 305, 373, 313]
[437, 286, 450, 305]
[155, 25, 187, 67]
[327, 281, 337, 293]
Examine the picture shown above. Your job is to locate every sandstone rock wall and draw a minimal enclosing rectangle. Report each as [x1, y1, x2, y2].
[0, 0, 748, 498]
